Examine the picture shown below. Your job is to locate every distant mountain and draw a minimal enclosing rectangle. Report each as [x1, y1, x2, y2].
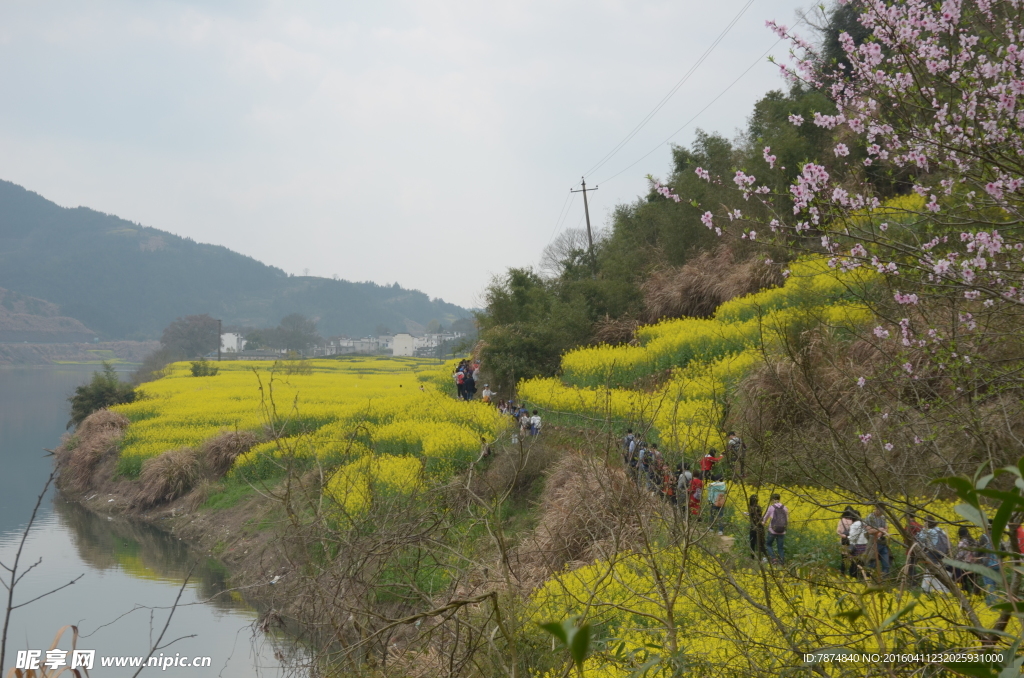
[0, 181, 470, 339]
[0, 287, 96, 342]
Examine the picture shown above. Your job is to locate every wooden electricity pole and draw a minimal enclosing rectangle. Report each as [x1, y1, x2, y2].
[570, 177, 598, 273]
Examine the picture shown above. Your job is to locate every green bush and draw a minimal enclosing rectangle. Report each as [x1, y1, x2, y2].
[190, 359, 220, 377]
[68, 362, 136, 428]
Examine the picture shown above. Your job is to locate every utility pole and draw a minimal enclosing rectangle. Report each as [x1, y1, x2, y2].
[570, 177, 598, 273]
[217, 318, 222, 362]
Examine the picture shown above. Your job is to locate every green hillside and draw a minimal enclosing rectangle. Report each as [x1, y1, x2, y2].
[0, 180, 469, 339]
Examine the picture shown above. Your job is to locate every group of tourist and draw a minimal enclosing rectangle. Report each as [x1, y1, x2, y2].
[452, 360, 481, 400]
[622, 430, 744, 536]
[619, 428, 1008, 583]
[452, 365, 541, 438]
[468, 381, 1008, 593]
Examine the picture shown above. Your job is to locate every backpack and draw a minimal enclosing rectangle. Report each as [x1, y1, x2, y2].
[769, 504, 788, 534]
[937, 529, 951, 556]
[712, 484, 728, 508]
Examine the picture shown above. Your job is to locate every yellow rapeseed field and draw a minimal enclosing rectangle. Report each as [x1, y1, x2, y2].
[529, 487, 1005, 677]
[522, 258, 874, 452]
[113, 357, 506, 510]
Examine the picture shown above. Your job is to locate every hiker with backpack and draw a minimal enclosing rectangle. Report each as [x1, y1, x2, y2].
[635, 441, 649, 487]
[917, 517, 951, 565]
[705, 474, 728, 535]
[676, 462, 692, 490]
[762, 493, 789, 564]
[726, 431, 747, 477]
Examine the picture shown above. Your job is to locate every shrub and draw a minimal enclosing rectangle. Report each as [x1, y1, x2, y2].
[190, 359, 219, 377]
[67, 362, 136, 428]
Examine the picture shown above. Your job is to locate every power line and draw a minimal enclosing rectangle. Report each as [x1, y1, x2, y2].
[545, 191, 576, 249]
[597, 38, 783, 186]
[582, 0, 757, 179]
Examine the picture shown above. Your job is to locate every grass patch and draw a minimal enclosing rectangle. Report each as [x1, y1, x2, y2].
[202, 478, 258, 511]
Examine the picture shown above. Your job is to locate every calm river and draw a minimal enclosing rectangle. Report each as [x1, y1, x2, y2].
[0, 364, 301, 676]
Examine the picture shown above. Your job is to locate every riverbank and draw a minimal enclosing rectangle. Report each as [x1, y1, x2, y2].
[53, 413, 292, 627]
[0, 340, 158, 365]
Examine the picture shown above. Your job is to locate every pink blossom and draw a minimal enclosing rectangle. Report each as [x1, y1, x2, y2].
[788, 114, 804, 125]
[834, 143, 850, 157]
[700, 211, 714, 229]
[859, 433, 873, 444]
[873, 326, 889, 338]
[884, 442, 894, 451]
[856, 376, 866, 387]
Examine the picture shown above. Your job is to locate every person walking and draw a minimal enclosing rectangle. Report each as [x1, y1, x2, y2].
[746, 495, 766, 559]
[917, 518, 952, 593]
[454, 369, 466, 399]
[529, 410, 542, 436]
[706, 475, 728, 535]
[726, 431, 747, 477]
[847, 511, 869, 579]
[762, 493, 789, 565]
[918, 518, 951, 565]
[687, 471, 704, 517]
[837, 506, 857, 576]
[954, 526, 979, 594]
[676, 462, 692, 502]
[700, 448, 723, 476]
[865, 503, 891, 577]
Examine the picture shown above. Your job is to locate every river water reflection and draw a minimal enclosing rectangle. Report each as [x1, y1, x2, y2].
[0, 365, 301, 676]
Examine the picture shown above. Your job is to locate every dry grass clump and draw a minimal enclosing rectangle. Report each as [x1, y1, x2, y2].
[132, 447, 203, 509]
[642, 247, 783, 322]
[592, 314, 640, 346]
[55, 409, 130, 493]
[516, 454, 643, 588]
[200, 430, 260, 477]
[75, 408, 131, 438]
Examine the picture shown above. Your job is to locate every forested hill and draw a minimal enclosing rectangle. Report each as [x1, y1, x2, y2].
[0, 180, 469, 339]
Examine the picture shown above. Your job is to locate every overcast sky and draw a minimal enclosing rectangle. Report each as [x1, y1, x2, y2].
[0, 0, 812, 309]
